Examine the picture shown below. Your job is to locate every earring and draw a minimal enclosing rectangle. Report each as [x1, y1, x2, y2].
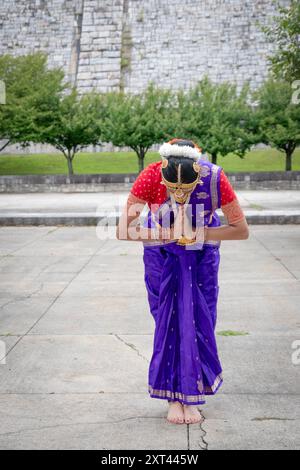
[162, 158, 169, 168]
[193, 162, 201, 173]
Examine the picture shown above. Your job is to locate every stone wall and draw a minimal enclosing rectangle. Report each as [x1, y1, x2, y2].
[0, 0, 291, 94]
[0, 0, 291, 154]
[118, 0, 286, 94]
[0, 171, 299, 193]
[0, 0, 83, 86]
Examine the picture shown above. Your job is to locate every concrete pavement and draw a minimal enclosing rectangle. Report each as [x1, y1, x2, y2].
[0, 189, 299, 225]
[0, 225, 299, 449]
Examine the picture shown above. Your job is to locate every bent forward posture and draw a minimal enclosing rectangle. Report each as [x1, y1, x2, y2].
[117, 138, 249, 424]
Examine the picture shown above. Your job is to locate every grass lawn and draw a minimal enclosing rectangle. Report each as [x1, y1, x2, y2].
[0, 147, 299, 175]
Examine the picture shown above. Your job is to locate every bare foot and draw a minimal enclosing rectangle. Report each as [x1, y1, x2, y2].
[166, 400, 185, 424]
[183, 404, 203, 424]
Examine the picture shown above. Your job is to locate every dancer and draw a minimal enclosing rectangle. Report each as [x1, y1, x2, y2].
[117, 138, 249, 424]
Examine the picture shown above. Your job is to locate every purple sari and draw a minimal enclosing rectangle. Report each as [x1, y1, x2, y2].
[143, 159, 223, 405]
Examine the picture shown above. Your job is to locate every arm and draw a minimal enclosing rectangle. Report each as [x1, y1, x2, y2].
[117, 164, 179, 243]
[204, 170, 249, 242]
[116, 192, 177, 242]
[205, 199, 249, 241]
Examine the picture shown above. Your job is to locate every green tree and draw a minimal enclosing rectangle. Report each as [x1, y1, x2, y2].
[260, 0, 300, 82]
[254, 77, 300, 171]
[0, 52, 65, 152]
[35, 88, 103, 175]
[175, 76, 258, 165]
[101, 82, 177, 172]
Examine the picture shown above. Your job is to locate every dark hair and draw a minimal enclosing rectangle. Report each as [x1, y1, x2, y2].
[162, 139, 199, 183]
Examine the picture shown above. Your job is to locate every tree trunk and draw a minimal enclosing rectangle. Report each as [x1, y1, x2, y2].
[67, 151, 74, 176]
[211, 153, 217, 165]
[285, 150, 292, 171]
[137, 147, 145, 173]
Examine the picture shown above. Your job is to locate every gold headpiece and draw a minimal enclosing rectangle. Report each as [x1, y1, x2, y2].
[160, 158, 203, 204]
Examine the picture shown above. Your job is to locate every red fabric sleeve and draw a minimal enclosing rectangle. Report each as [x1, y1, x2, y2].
[220, 169, 237, 206]
[130, 165, 153, 204]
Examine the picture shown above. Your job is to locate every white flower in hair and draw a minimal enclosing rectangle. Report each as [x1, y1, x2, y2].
[159, 142, 202, 160]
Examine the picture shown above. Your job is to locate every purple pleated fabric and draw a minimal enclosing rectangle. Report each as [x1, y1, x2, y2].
[143, 158, 223, 405]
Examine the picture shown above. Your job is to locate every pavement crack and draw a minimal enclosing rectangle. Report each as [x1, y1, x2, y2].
[0, 298, 24, 312]
[114, 334, 149, 363]
[0, 283, 45, 313]
[0, 416, 162, 437]
[0, 227, 59, 257]
[252, 231, 299, 280]
[198, 408, 208, 450]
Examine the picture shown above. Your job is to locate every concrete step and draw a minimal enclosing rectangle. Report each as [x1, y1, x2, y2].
[0, 190, 299, 225]
[0, 211, 299, 225]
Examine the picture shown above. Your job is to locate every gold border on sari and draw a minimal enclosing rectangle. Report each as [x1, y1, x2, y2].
[148, 373, 223, 403]
[210, 164, 219, 216]
[148, 385, 205, 403]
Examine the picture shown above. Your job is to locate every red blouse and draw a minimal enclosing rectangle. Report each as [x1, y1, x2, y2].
[130, 161, 237, 207]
